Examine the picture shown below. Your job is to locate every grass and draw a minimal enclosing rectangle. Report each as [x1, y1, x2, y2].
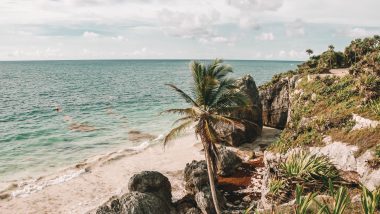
[329, 127, 380, 156]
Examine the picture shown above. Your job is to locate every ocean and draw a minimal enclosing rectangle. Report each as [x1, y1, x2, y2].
[0, 60, 300, 181]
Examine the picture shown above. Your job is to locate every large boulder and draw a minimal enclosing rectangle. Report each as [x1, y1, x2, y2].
[259, 75, 300, 129]
[222, 75, 263, 146]
[217, 147, 242, 176]
[183, 160, 226, 214]
[184, 160, 209, 194]
[128, 171, 172, 203]
[96, 192, 172, 214]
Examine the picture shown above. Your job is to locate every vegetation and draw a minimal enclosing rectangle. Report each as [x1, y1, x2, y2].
[163, 59, 254, 214]
[315, 181, 350, 214]
[361, 185, 380, 214]
[280, 151, 339, 182]
[294, 184, 317, 214]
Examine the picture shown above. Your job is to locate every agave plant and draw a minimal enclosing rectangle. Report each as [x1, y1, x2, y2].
[280, 150, 339, 182]
[294, 184, 317, 214]
[361, 185, 380, 214]
[316, 180, 350, 214]
[163, 59, 253, 214]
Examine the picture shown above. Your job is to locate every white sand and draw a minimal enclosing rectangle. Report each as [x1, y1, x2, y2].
[0, 133, 203, 214]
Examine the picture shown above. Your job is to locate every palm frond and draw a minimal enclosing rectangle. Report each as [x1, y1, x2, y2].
[165, 84, 199, 107]
[163, 120, 193, 146]
[160, 108, 195, 116]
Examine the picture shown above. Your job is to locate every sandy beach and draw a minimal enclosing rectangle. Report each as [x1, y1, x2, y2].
[0, 126, 281, 214]
[0, 133, 204, 214]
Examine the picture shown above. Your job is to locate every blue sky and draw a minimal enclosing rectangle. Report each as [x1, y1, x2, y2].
[1, 0, 379, 61]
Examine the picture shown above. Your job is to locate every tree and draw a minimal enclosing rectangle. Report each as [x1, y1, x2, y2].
[306, 49, 314, 57]
[163, 59, 253, 214]
[328, 45, 335, 51]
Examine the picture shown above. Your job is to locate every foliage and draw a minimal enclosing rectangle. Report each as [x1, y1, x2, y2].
[294, 184, 317, 214]
[344, 35, 380, 66]
[163, 59, 253, 214]
[361, 185, 380, 214]
[315, 180, 350, 214]
[280, 150, 339, 182]
[269, 178, 286, 195]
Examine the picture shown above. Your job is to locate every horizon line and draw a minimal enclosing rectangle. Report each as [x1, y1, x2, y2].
[0, 58, 304, 62]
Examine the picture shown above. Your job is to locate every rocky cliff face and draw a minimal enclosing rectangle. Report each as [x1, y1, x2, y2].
[258, 75, 299, 129]
[223, 75, 263, 147]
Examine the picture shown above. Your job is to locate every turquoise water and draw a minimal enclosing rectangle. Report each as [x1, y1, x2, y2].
[0, 60, 300, 181]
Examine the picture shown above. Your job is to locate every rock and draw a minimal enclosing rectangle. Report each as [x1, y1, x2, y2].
[184, 161, 209, 194]
[195, 190, 216, 214]
[183, 160, 226, 214]
[352, 114, 380, 130]
[96, 192, 172, 214]
[310, 142, 358, 172]
[120, 192, 172, 214]
[173, 194, 201, 214]
[128, 171, 172, 203]
[217, 147, 242, 176]
[96, 196, 123, 214]
[259, 76, 300, 129]
[222, 75, 263, 146]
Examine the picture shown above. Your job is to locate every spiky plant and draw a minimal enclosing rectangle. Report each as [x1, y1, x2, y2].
[294, 184, 317, 214]
[316, 180, 350, 214]
[280, 150, 339, 182]
[361, 185, 380, 214]
[163, 59, 254, 214]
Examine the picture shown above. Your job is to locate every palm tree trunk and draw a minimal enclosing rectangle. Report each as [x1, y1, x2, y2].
[204, 146, 222, 214]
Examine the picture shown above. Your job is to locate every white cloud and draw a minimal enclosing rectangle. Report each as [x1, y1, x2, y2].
[255, 32, 274, 41]
[227, 0, 283, 11]
[285, 19, 305, 37]
[340, 28, 380, 38]
[82, 31, 99, 39]
[239, 16, 260, 30]
[278, 49, 306, 59]
[111, 35, 126, 41]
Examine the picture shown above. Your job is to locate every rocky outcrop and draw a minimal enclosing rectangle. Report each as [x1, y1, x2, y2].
[259, 75, 300, 129]
[128, 171, 172, 204]
[96, 171, 174, 214]
[184, 160, 226, 214]
[96, 192, 172, 214]
[223, 75, 263, 146]
[217, 147, 242, 176]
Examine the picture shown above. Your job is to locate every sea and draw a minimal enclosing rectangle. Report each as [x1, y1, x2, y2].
[0, 60, 300, 182]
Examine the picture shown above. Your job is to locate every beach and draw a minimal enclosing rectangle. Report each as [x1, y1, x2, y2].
[0, 133, 203, 214]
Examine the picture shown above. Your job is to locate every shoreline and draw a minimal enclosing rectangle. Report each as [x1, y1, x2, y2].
[0, 132, 204, 213]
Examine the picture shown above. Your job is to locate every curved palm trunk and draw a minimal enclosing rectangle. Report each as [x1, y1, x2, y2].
[204, 145, 222, 214]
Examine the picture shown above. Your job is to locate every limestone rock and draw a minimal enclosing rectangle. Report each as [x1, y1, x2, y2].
[128, 171, 172, 203]
[223, 75, 263, 146]
[173, 194, 201, 214]
[96, 192, 172, 214]
[217, 147, 242, 176]
[259, 76, 300, 129]
[120, 192, 172, 214]
[184, 160, 209, 194]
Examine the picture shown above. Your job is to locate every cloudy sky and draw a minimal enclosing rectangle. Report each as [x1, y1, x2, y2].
[1, 0, 379, 61]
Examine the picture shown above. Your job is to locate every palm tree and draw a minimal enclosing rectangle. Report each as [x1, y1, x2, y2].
[328, 45, 335, 51]
[163, 59, 252, 214]
[306, 49, 313, 57]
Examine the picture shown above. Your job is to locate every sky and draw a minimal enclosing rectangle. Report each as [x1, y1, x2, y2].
[1, 0, 380, 61]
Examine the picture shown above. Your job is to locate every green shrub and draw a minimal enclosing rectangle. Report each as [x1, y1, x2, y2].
[316, 180, 350, 214]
